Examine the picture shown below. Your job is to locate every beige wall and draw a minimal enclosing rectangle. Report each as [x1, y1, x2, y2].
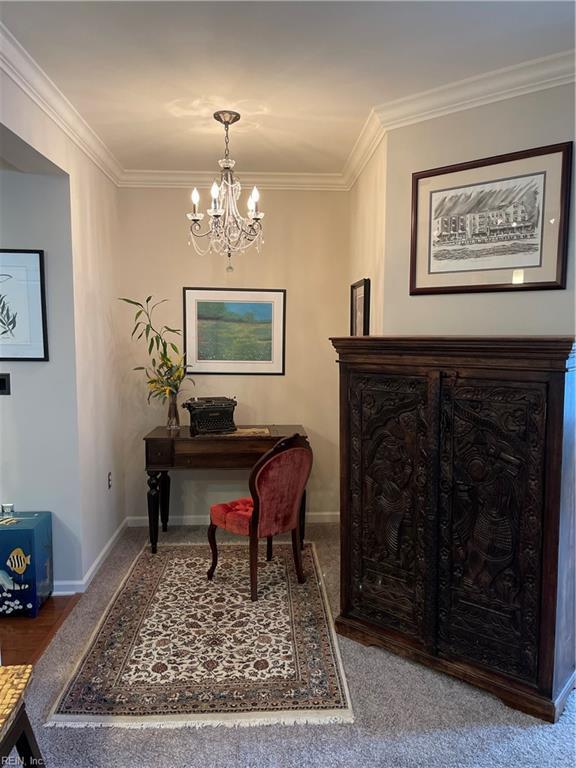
[1, 70, 124, 587]
[116, 188, 349, 525]
[1, 56, 573, 586]
[349, 135, 387, 332]
[0, 170, 83, 582]
[351, 84, 575, 335]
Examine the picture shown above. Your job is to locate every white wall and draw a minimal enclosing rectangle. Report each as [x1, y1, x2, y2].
[0, 170, 83, 581]
[116, 188, 349, 526]
[351, 84, 576, 334]
[1, 68, 124, 587]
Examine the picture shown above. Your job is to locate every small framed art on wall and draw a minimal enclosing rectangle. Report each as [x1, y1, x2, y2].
[350, 278, 370, 336]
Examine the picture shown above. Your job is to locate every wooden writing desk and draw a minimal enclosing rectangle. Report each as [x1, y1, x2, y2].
[144, 425, 307, 552]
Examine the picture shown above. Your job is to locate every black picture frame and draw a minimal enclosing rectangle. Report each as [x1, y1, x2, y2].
[410, 142, 572, 295]
[183, 287, 286, 375]
[0, 249, 48, 361]
[350, 278, 370, 336]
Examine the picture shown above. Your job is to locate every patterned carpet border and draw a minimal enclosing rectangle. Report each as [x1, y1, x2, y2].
[45, 542, 353, 729]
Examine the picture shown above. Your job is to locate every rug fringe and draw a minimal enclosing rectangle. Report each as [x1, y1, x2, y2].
[44, 710, 354, 730]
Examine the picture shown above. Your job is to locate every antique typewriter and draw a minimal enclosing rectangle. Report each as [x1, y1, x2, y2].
[182, 397, 237, 435]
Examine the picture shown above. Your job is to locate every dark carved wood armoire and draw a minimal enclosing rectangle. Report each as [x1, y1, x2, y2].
[331, 337, 575, 722]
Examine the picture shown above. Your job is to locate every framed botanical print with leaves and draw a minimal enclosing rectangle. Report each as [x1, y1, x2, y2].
[0, 249, 48, 361]
[410, 143, 572, 294]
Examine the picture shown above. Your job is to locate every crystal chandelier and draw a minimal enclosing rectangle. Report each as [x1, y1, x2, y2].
[186, 110, 264, 272]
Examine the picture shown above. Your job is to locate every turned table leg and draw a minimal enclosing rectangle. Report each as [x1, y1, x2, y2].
[159, 471, 171, 532]
[147, 471, 160, 553]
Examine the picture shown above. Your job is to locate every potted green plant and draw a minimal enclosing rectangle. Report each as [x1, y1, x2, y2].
[120, 296, 190, 429]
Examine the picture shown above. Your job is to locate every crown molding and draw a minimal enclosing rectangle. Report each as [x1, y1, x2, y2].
[118, 169, 347, 191]
[343, 50, 575, 190]
[376, 50, 575, 132]
[1, 19, 573, 193]
[0, 22, 123, 184]
[341, 109, 384, 190]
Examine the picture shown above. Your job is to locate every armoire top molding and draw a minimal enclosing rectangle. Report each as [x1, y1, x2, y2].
[1, 23, 573, 192]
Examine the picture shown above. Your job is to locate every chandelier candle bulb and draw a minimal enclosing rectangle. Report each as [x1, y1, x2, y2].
[251, 186, 260, 213]
[191, 187, 200, 214]
[210, 182, 220, 213]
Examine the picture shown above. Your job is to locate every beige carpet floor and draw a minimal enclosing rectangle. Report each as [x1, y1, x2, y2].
[26, 524, 575, 768]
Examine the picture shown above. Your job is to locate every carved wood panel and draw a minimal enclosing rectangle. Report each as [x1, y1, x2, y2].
[348, 373, 436, 641]
[438, 378, 546, 682]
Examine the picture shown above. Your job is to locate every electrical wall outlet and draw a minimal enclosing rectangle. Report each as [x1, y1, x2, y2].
[107, 472, 112, 490]
[0, 373, 10, 395]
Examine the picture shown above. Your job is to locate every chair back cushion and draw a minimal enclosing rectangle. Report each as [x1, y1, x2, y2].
[250, 435, 313, 538]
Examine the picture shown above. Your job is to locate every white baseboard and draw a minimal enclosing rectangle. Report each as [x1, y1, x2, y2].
[53, 519, 127, 595]
[52, 511, 338, 595]
[125, 511, 340, 527]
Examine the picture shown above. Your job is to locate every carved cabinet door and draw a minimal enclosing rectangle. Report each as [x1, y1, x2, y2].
[347, 371, 438, 645]
[437, 375, 547, 683]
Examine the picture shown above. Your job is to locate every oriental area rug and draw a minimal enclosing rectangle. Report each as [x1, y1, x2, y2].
[47, 543, 353, 729]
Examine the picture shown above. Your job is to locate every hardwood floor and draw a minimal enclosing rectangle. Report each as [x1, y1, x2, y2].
[0, 596, 80, 666]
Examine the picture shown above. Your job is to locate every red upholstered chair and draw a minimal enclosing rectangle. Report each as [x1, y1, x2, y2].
[207, 434, 313, 601]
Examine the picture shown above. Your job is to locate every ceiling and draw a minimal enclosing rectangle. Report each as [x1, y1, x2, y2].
[0, 1, 574, 175]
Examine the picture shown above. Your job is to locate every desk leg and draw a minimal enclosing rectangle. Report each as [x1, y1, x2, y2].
[160, 471, 170, 532]
[299, 489, 307, 550]
[147, 471, 160, 554]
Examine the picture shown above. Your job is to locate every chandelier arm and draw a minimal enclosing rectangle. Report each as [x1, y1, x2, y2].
[189, 222, 214, 239]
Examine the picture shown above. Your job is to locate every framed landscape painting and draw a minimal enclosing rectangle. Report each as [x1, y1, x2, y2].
[183, 287, 286, 374]
[410, 143, 572, 294]
[0, 249, 48, 361]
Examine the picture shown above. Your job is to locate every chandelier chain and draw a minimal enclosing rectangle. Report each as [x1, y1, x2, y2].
[224, 124, 230, 159]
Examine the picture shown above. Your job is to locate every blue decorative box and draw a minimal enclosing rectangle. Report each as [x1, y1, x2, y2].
[0, 511, 53, 618]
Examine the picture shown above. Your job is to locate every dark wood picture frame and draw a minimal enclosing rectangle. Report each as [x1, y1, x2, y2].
[350, 278, 370, 336]
[410, 142, 572, 295]
[183, 286, 286, 375]
[0, 249, 48, 361]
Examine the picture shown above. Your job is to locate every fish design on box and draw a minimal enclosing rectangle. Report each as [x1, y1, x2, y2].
[6, 547, 31, 575]
[0, 570, 28, 591]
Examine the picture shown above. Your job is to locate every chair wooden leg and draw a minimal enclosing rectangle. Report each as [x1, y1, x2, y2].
[291, 528, 306, 584]
[266, 536, 273, 561]
[207, 523, 218, 580]
[250, 536, 259, 601]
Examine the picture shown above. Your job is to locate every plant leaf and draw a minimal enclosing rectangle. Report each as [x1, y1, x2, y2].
[119, 298, 143, 307]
